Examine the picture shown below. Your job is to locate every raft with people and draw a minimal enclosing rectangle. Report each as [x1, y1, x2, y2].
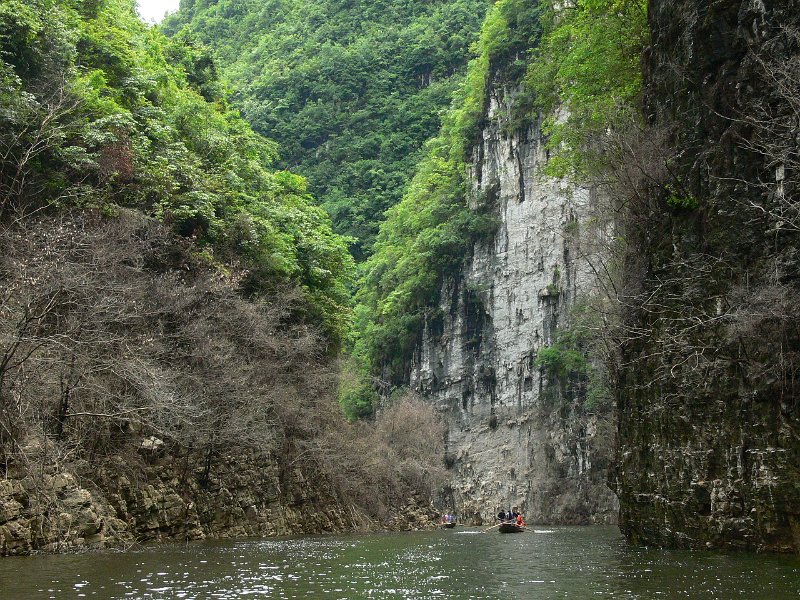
[498, 522, 525, 533]
[496, 508, 526, 533]
[439, 513, 457, 528]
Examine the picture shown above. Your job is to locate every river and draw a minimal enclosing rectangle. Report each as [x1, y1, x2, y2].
[1, 526, 798, 599]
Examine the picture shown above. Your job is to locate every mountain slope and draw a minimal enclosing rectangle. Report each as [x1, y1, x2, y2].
[164, 0, 490, 258]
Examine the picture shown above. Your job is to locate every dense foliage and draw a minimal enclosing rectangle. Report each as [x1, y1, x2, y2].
[0, 0, 353, 344]
[526, 0, 649, 178]
[0, 1, 449, 542]
[163, 0, 490, 259]
[346, 0, 544, 413]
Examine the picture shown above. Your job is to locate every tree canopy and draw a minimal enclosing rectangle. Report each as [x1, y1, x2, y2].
[0, 0, 354, 345]
[164, 0, 490, 259]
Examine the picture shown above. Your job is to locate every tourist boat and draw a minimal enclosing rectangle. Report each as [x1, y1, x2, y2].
[440, 522, 456, 529]
[498, 522, 524, 533]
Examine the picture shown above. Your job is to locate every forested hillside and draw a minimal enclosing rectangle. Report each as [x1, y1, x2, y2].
[164, 0, 490, 258]
[0, 0, 353, 343]
[0, 0, 443, 554]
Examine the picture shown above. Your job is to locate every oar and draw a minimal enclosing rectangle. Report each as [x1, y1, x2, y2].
[481, 523, 501, 533]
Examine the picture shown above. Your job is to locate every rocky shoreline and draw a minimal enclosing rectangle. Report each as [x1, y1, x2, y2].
[0, 443, 436, 557]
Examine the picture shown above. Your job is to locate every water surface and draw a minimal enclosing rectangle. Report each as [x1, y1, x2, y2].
[1, 526, 798, 599]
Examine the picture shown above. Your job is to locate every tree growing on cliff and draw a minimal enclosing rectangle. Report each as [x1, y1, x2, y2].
[526, 0, 649, 180]
[0, 211, 326, 471]
[737, 24, 800, 232]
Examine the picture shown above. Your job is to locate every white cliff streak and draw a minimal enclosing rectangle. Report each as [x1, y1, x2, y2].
[410, 87, 618, 524]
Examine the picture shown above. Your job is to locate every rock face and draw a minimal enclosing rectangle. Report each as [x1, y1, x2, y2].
[0, 473, 128, 555]
[0, 446, 433, 556]
[612, 0, 800, 552]
[0, 452, 343, 555]
[410, 83, 618, 525]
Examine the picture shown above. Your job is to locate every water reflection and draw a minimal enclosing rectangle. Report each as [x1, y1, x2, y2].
[0, 526, 797, 599]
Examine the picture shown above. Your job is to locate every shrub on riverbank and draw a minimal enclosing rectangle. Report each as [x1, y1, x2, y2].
[0, 212, 446, 553]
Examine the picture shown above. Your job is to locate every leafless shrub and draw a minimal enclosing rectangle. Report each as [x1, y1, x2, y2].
[0, 211, 327, 481]
[0, 75, 88, 222]
[555, 109, 682, 382]
[285, 390, 446, 526]
[731, 24, 800, 231]
[1, 210, 444, 530]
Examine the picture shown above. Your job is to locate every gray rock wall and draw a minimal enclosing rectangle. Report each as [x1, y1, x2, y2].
[0, 452, 344, 555]
[410, 84, 618, 525]
[0, 447, 433, 555]
[611, 0, 800, 553]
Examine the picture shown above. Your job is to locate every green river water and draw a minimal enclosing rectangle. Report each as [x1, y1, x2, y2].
[0, 526, 797, 599]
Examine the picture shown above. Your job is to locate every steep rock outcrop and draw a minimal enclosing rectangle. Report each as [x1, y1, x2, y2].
[612, 0, 800, 552]
[0, 450, 346, 555]
[0, 444, 434, 556]
[411, 83, 618, 525]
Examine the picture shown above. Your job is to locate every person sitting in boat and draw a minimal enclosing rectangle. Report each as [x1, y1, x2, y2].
[515, 513, 525, 527]
[447, 514, 456, 524]
[497, 509, 507, 522]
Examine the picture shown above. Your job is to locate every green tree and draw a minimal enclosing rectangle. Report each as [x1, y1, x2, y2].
[526, 0, 649, 179]
[164, 0, 490, 259]
[0, 0, 354, 346]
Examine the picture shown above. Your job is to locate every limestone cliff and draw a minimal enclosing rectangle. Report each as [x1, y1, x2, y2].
[611, 0, 800, 552]
[410, 80, 618, 525]
[0, 444, 433, 555]
[0, 453, 344, 555]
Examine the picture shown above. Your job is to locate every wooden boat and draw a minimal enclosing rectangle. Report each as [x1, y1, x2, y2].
[498, 522, 525, 533]
[440, 522, 456, 529]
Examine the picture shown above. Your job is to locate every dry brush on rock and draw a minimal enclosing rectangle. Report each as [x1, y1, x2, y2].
[0, 211, 448, 553]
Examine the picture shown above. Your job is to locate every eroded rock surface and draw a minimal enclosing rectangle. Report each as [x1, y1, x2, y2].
[0, 449, 433, 556]
[612, 0, 800, 552]
[411, 84, 618, 525]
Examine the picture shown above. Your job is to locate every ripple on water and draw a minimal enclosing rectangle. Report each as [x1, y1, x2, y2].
[2, 527, 799, 599]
